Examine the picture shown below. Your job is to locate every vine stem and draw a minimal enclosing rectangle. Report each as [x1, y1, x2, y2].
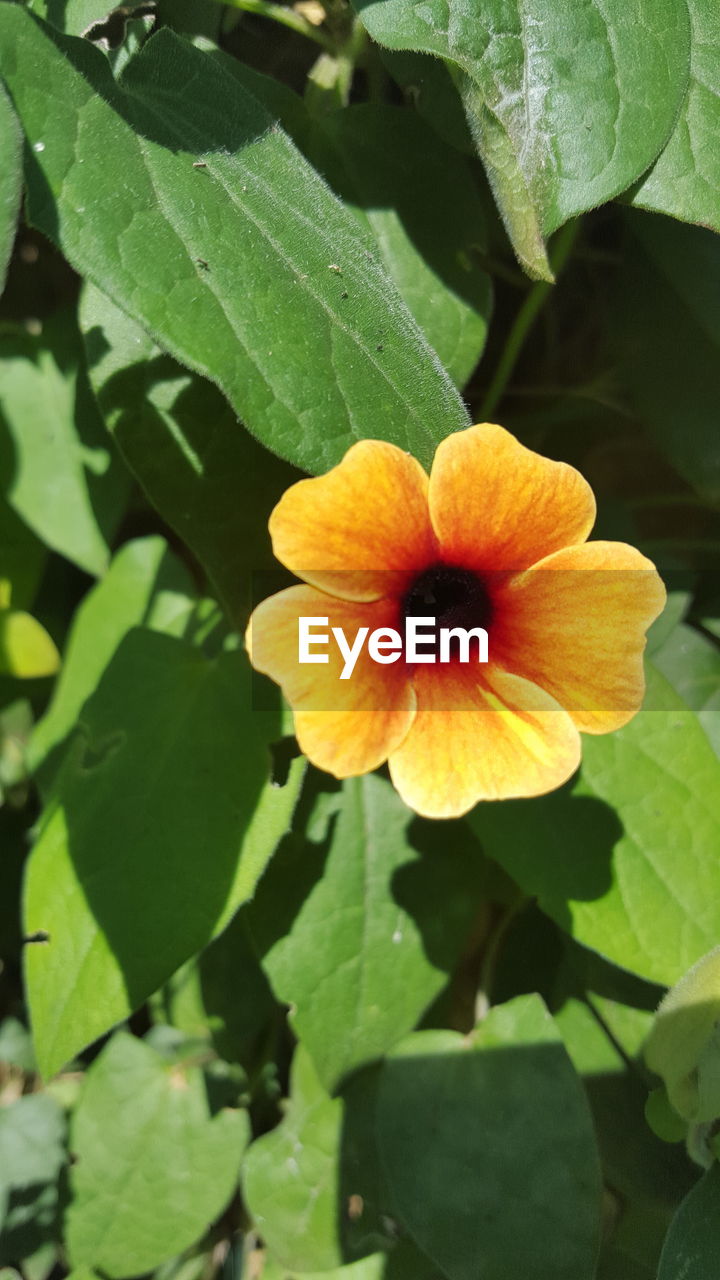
[220, 0, 335, 51]
[474, 897, 527, 1022]
[479, 217, 581, 421]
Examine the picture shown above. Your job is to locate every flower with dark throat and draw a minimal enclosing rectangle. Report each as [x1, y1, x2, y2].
[247, 424, 666, 818]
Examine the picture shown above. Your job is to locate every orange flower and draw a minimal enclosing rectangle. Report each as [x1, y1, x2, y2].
[247, 424, 666, 819]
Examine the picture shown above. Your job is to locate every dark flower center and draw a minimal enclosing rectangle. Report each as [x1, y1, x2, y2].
[401, 563, 493, 659]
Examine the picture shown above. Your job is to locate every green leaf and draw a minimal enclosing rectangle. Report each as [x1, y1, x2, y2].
[310, 104, 491, 387]
[0, 1017, 35, 1074]
[0, 499, 45, 613]
[29, 537, 197, 787]
[555, 996, 653, 1078]
[0, 1095, 67, 1265]
[380, 50, 474, 155]
[617, 213, 720, 504]
[28, 0, 119, 36]
[195, 63, 490, 387]
[160, 912, 278, 1070]
[352, 0, 690, 279]
[469, 666, 720, 987]
[589, 1066, 695, 1278]
[652, 623, 720, 755]
[247, 774, 494, 1090]
[65, 1031, 248, 1276]
[244, 1048, 396, 1273]
[657, 1164, 720, 1280]
[262, 1258, 387, 1280]
[0, 83, 21, 295]
[24, 631, 302, 1078]
[376, 995, 601, 1280]
[0, 610, 59, 679]
[0, 1095, 66, 1193]
[632, 0, 720, 234]
[244, 1046, 346, 1273]
[0, 10, 469, 473]
[80, 285, 299, 629]
[0, 318, 128, 575]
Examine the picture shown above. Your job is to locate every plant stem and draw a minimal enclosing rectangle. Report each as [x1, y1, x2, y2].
[305, 15, 365, 113]
[479, 218, 580, 421]
[220, 0, 335, 50]
[474, 897, 526, 1021]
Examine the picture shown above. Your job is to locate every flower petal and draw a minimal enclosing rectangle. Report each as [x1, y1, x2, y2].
[429, 423, 596, 572]
[492, 542, 667, 733]
[269, 441, 436, 601]
[388, 664, 581, 819]
[247, 585, 415, 776]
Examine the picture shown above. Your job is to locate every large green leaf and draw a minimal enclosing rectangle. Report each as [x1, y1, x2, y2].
[80, 285, 299, 629]
[65, 1031, 248, 1276]
[247, 774, 497, 1091]
[469, 666, 720, 987]
[352, 0, 690, 279]
[24, 631, 302, 1078]
[0, 9, 469, 474]
[198, 65, 490, 388]
[657, 1164, 720, 1280]
[29, 537, 197, 788]
[633, 0, 720, 234]
[0, 83, 21, 294]
[617, 213, 720, 504]
[376, 995, 601, 1280]
[310, 104, 491, 387]
[0, 319, 128, 576]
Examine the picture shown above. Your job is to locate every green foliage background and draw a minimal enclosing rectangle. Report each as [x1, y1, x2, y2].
[0, 0, 719, 1276]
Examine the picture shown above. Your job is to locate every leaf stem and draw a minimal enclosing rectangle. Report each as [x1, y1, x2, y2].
[475, 898, 526, 1021]
[305, 14, 366, 113]
[479, 218, 580, 421]
[220, 0, 335, 51]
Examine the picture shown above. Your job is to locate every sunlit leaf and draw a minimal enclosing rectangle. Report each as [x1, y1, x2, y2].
[29, 537, 196, 787]
[247, 773, 497, 1089]
[352, 0, 690, 279]
[0, 319, 128, 575]
[469, 666, 720, 986]
[25, 632, 302, 1077]
[66, 1032, 247, 1276]
[309, 104, 491, 387]
[633, 0, 720, 235]
[0, 610, 59, 679]
[0, 9, 469, 474]
[81, 286, 299, 629]
[244, 1046, 347, 1273]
